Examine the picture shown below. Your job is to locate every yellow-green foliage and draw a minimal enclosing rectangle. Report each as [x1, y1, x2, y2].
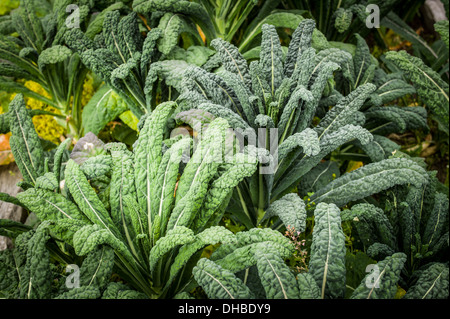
[0, 0, 19, 16]
[10, 81, 65, 145]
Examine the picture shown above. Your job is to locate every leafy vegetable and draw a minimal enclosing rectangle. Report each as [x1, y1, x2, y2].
[0, 220, 122, 299]
[179, 19, 427, 230]
[309, 203, 346, 299]
[194, 203, 409, 299]
[385, 50, 449, 134]
[342, 175, 449, 295]
[0, 0, 130, 138]
[0, 97, 258, 298]
[282, 0, 423, 42]
[404, 263, 449, 299]
[65, 9, 212, 119]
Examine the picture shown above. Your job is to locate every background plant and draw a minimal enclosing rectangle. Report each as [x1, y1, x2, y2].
[0, 0, 133, 139]
[317, 32, 431, 167]
[64, 8, 220, 132]
[0, 0, 448, 302]
[131, 0, 330, 54]
[380, 7, 449, 83]
[281, 0, 425, 43]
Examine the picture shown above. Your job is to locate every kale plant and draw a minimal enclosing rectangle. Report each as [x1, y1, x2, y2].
[0, 93, 260, 298]
[193, 202, 446, 299]
[281, 0, 424, 42]
[177, 19, 430, 230]
[131, 0, 329, 54]
[64, 9, 218, 123]
[381, 10, 449, 81]
[341, 172, 449, 297]
[378, 8, 449, 134]
[315, 33, 431, 163]
[0, 219, 147, 299]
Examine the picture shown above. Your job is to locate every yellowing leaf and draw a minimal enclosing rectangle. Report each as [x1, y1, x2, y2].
[197, 25, 206, 44]
[0, 0, 19, 15]
[346, 160, 364, 172]
[394, 286, 406, 299]
[119, 110, 139, 131]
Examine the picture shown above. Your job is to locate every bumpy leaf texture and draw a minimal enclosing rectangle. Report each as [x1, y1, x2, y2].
[404, 263, 449, 299]
[8, 94, 44, 184]
[264, 193, 307, 233]
[385, 50, 449, 134]
[101, 282, 148, 299]
[65, 159, 120, 237]
[311, 158, 429, 207]
[341, 203, 396, 251]
[193, 258, 254, 299]
[296, 272, 321, 299]
[309, 203, 346, 299]
[350, 253, 406, 299]
[254, 244, 299, 299]
[19, 222, 52, 299]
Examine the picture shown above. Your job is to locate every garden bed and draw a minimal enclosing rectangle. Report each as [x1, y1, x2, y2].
[0, 0, 448, 302]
